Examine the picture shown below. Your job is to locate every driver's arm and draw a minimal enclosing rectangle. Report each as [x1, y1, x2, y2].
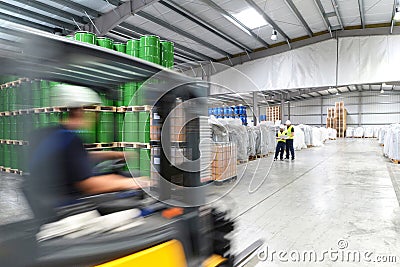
[89, 151, 124, 162]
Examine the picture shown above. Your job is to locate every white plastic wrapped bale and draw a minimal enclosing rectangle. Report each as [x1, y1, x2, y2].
[383, 124, 400, 160]
[225, 123, 249, 161]
[311, 127, 323, 147]
[327, 128, 337, 139]
[364, 127, 374, 138]
[253, 126, 261, 155]
[378, 127, 388, 145]
[319, 127, 329, 143]
[354, 127, 364, 138]
[293, 125, 307, 150]
[247, 127, 257, 157]
[346, 127, 354, 138]
[258, 124, 270, 155]
[260, 122, 277, 154]
[299, 124, 312, 146]
[373, 127, 380, 138]
[209, 116, 229, 143]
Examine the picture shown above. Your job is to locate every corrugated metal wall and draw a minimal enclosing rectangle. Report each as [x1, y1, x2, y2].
[279, 91, 400, 126]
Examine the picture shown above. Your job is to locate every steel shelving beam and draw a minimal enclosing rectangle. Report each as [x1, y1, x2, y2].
[137, 11, 233, 57]
[330, 0, 344, 29]
[0, 12, 54, 33]
[0, 1, 75, 30]
[82, 0, 160, 35]
[199, 0, 270, 48]
[48, 0, 100, 18]
[12, 0, 87, 25]
[314, 0, 332, 32]
[358, 0, 365, 29]
[284, 0, 313, 37]
[160, 0, 253, 52]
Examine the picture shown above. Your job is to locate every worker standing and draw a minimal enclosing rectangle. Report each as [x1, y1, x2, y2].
[274, 125, 287, 161]
[285, 120, 295, 160]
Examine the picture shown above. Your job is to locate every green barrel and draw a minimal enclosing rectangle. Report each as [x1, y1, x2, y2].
[10, 145, 17, 169]
[10, 115, 16, 140]
[125, 148, 140, 173]
[0, 144, 3, 166]
[139, 148, 151, 177]
[139, 35, 160, 64]
[124, 112, 138, 142]
[9, 87, 17, 111]
[126, 39, 140, 57]
[136, 82, 144, 106]
[116, 85, 124, 107]
[31, 80, 41, 108]
[0, 89, 4, 111]
[3, 87, 9, 111]
[113, 42, 126, 53]
[0, 116, 3, 139]
[138, 111, 150, 143]
[116, 112, 124, 142]
[32, 113, 40, 129]
[161, 41, 174, 68]
[39, 113, 49, 128]
[40, 80, 50, 107]
[78, 111, 97, 144]
[97, 37, 114, 49]
[100, 93, 114, 107]
[4, 144, 10, 167]
[65, 35, 74, 40]
[3, 116, 10, 139]
[74, 31, 96, 45]
[15, 115, 22, 141]
[97, 111, 115, 143]
[48, 112, 60, 126]
[123, 82, 137, 106]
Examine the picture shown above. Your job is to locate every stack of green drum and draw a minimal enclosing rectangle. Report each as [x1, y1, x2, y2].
[126, 39, 140, 57]
[97, 111, 114, 143]
[78, 111, 97, 144]
[74, 31, 96, 45]
[97, 37, 114, 50]
[160, 41, 174, 68]
[138, 111, 150, 143]
[126, 148, 140, 174]
[123, 82, 137, 107]
[139, 35, 160, 64]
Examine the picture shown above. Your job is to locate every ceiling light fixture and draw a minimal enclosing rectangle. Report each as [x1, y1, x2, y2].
[231, 7, 268, 30]
[271, 29, 278, 41]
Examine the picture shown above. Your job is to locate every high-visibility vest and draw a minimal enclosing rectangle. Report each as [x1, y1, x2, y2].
[278, 131, 286, 143]
[287, 125, 294, 139]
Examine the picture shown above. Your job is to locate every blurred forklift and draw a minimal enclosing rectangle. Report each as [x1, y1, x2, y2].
[0, 68, 261, 267]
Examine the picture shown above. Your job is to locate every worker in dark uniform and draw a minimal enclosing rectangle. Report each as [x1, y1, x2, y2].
[274, 125, 287, 161]
[285, 120, 295, 160]
[26, 85, 149, 224]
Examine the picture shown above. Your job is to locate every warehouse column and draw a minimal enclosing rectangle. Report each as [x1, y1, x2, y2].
[358, 90, 362, 126]
[281, 99, 285, 122]
[320, 97, 324, 127]
[253, 91, 259, 126]
[288, 101, 291, 120]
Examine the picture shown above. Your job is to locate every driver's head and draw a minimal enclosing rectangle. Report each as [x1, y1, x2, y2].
[51, 84, 101, 129]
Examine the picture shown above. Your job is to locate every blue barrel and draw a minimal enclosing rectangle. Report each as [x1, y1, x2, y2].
[224, 107, 231, 116]
[234, 106, 240, 115]
[218, 107, 224, 116]
[208, 108, 213, 116]
[240, 106, 247, 115]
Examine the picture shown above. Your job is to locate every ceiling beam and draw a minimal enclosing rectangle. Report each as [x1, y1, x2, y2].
[102, 0, 123, 6]
[284, 0, 313, 37]
[0, 12, 54, 33]
[160, 0, 253, 52]
[199, 0, 270, 48]
[0, 1, 75, 30]
[117, 23, 214, 61]
[357, 0, 365, 29]
[12, 0, 87, 25]
[313, 0, 332, 32]
[83, 0, 160, 35]
[137, 11, 233, 57]
[244, 0, 290, 41]
[330, 0, 344, 30]
[48, 0, 100, 18]
[390, 0, 398, 34]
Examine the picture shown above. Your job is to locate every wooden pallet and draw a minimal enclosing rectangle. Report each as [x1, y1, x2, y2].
[380, 144, 384, 147]
[237, 159, 248, 165]
[307, 145, 313, 148]
[83, 105, 116, 112]
[249, 155, 257, 161]
[119, 105, 152, 112]
[256, 154, 268, 158]
[391, 159, 400, 164]
[1, 167, 11, 173]
[84, 143, 115, 149]
[214, 176, 238, 186]
[118, 142, 151, 149]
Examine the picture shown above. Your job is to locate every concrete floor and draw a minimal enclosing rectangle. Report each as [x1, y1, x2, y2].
[219, 139, 400, 266]
[1, 139, 400, 266]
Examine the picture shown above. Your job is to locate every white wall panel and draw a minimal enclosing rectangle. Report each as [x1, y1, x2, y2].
[211, 35, 400, 94]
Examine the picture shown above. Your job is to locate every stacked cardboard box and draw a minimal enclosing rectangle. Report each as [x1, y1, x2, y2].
[212, 142, 237, 181]
[335, 101, 347, 138]
[266, 106, 281, 123]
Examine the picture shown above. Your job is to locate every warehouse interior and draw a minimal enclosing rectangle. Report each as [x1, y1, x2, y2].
[1, 0, 400, 266]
